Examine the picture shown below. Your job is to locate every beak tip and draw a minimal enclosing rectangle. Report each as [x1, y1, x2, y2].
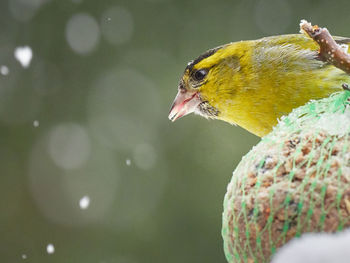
[168, 112, 177, 122]
[168, 90, 199, 123]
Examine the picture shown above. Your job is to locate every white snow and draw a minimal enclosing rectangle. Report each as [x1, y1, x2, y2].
[272, 230, 350, 263]
[14, 46, 33, 68]
[79, 196, 90, 210]
[46, 243, 55, 254]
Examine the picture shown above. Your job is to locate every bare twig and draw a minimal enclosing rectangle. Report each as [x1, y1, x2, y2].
[300, 20, 350, 75]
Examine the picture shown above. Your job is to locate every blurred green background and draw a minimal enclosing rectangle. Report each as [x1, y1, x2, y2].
[0, 0, 349, 262]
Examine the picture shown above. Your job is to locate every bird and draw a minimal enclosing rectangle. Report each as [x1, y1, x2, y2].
[168, 34, 350, 137]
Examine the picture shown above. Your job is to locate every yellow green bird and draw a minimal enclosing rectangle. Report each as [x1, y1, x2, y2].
[168, 34, 350, 137]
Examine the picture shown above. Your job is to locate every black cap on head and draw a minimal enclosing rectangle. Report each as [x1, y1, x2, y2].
[186, 46, 223, 72]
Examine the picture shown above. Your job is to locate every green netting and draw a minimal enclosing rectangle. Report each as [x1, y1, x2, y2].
[222, 90, 350, 263]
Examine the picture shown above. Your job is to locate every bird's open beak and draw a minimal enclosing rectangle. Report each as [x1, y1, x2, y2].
[168, 90, 201, 122]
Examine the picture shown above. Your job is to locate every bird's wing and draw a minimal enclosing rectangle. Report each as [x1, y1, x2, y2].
[334, 37, 350, 55]
[263, 34, 350, 53]
[334, 36, 350, 45]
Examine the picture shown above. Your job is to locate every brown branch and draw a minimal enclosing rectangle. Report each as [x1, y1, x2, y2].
[300, 20, 350, 75]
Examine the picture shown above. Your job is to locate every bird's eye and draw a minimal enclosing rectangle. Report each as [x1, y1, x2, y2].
[193, 69, 208, 81]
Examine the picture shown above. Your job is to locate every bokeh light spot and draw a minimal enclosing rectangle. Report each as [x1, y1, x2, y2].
[9, 0, 50, 22]
[29, 133, 119, 226]
[254, 0, 291, 35]
[66, 13, 100, 54]
[88, 68, 161, 151]
[0, 65, 9, 75]
[100, 6, 134, 45]
[133, 143, 157, 170]
[48, 123, 91, 170]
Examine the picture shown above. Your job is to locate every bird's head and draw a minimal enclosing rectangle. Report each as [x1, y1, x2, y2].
[168, 44, 242, 122]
